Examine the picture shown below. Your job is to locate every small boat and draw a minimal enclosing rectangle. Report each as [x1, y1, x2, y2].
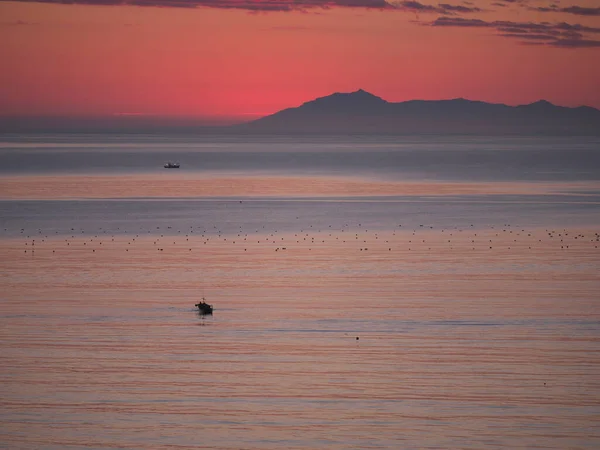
[195, 299, 213, 315]
[164, 162, 180, 169]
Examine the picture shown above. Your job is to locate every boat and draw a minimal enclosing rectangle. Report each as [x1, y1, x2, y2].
[164, 162, 180, 169]
[195, 299, 213, 315]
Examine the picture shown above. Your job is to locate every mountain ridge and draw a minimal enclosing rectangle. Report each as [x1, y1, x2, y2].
[239, 89, 600, 135]
[2, 90, 598, 134]
[298, 89, 597, 111]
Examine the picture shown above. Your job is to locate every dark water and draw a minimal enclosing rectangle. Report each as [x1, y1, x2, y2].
[2, 195, 600, 239]
[1, 134, 599, 181]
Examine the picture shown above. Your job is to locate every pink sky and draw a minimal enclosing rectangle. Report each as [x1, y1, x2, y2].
[0, 0, 599, 123]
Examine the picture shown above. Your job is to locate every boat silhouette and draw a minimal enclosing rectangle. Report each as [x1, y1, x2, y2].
[195, 299, 213, 315]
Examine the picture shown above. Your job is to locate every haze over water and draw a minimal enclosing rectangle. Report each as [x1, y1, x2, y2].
[1, 134, 599, 449]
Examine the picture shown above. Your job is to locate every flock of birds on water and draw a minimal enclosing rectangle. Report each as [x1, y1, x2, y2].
[8, 222, 600, 256]
[6, 222, 599, 317]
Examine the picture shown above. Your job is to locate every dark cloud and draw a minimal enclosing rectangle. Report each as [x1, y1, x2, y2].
[551, 38, 600, 47]
[0, 0, 397, 11]
[553, 21, 600, 35]
[397, 1, 444, 13]
[430, 16, 488, 26]
[430, 16, 600, 49]
[129, 0, 196, 7]
[532, 5, 600, 17]
[396, 1, 481, 14]
[490, 0, 528, 5]
[500, 32, 557, 40]
[438, 3, 481, 13]
[562, 6, 600, 16]
[1, 0, 484, 13]
[4, 0, 597, 52]
[432, 17, 600, 34]
[498, 26, 530, 33]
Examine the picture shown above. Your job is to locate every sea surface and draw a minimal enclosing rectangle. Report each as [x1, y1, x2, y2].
[1, 134, 599, 449]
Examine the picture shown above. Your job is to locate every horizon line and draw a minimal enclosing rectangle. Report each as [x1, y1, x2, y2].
[1, 91, 599, 124]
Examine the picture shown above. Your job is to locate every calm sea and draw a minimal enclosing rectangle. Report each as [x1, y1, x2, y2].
[1, 134, 599, 449]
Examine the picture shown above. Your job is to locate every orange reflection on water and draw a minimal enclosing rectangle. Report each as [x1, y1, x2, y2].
[1, 173, 599, 199]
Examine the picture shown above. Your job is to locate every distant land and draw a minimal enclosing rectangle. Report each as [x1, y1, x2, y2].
[237, 89, 600, 135]
[2, 90, 599, 135]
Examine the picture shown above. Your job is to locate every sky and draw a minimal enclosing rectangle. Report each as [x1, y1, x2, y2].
[1, 0, 599, 124]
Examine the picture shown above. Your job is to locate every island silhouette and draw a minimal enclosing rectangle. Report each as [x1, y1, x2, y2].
[2, 89, 599, 134]
[236, 89, 600, 135]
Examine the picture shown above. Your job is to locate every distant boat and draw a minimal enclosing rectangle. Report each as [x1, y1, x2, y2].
[164, 162, 180, 169]
[195, 299, 213, 315]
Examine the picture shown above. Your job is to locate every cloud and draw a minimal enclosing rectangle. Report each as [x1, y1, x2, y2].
[397, 0, 443, 12]
[490, 0, 528, 6]
[532, 5, 600, 17]
[429, 16, 600, 49]
[1, 0, 484, 13]
[4, 0, 596, 52]
[0, 0, 396, 11]
[438, 3, 481, 13]
[551, 38, 600, 47]
[430, 16, 487, 26]
[395, 1, 481, 14]
[501, 32, 557, 40]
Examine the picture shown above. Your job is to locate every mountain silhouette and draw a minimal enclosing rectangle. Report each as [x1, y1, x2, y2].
[3, 90, 598, 134]
[237, 89, 600, 135]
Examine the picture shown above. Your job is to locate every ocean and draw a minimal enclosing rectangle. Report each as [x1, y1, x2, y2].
[1, 134, 599, 449]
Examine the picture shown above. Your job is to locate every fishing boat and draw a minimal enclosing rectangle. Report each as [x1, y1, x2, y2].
[195, 299, 213, 315]
[164, 162, 180, 169]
